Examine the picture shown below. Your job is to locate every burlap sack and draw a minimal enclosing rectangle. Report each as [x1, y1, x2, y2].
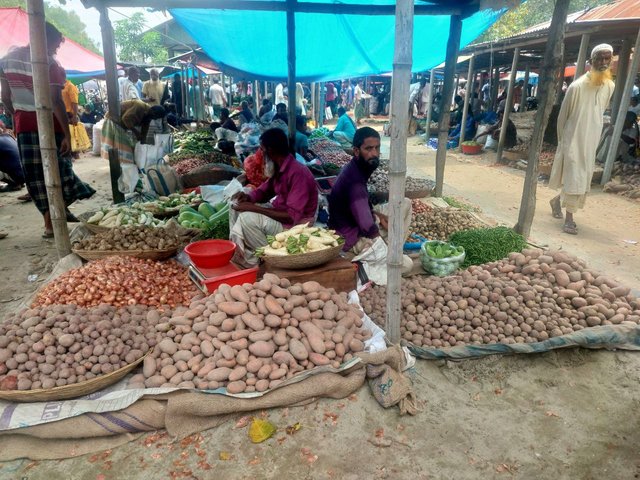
[0, 365, 366, 461]
[358, 345, 418, 416]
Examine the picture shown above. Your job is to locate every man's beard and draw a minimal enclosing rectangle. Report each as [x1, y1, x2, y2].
[264, 155, 276, 178]
[589, 68, 612, 86]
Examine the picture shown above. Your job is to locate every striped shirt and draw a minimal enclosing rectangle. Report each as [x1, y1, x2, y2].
[0, 46, 65, 134]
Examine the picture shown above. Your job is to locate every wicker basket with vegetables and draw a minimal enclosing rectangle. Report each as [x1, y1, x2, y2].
[256, 224, 344, 269]
[420, 240, 466, 277]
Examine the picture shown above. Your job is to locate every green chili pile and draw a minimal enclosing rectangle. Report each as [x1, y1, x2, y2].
[449, 226, 528, 268]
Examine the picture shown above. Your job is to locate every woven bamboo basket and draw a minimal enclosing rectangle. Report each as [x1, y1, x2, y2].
[0, 353, 146, 402]
[261, 244, 343, 270]
[72, 246, 178, 261]
[79, 211, 111, 234]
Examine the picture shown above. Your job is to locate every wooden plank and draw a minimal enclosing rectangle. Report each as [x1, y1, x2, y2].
[98, 6, 124, 204]
[424, 68, 435, 137]
[27, 0, 71, 257]
[286, 0, 297, 148]
[515, 0, 570, 238]
[386, 0, 414, 344]
[459, 53, 474, 146]
[495, 47, 519, 164]
[82, 0, 464, 15]
[262, 257, 357, 293]
[434, 15, 462, 197]
[574, 33, 590, 78]
[602, 27, 640, 185]
[521, 65, 530, 112]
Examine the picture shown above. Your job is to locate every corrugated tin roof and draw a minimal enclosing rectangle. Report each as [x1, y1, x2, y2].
[579, 0, 640, 21]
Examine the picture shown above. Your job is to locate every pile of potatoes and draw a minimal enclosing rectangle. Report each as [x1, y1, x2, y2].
[73, 226, 182, 252]
[410, 208, 481, 241]
[133, 273, 372, 393]
[360, 248, 640, 348]
[0, 304, 171, 391]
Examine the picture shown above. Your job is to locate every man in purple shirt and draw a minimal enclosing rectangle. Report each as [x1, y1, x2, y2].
[230, 128, 318, 266]
[328, 127, 412, 272]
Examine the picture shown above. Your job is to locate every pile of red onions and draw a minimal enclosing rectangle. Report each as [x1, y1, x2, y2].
[32, 256, 197, 308]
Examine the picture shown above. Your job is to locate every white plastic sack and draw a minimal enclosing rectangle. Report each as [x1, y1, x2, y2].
[154, 133, 173, 155]
[201, 184, 227, 205]
[352, 237, 389, 286]
[222, 177, 245, 200]
[134, 142, 165, 170]
[92, 121, 103, 156]
[325, 106, 333, 120]
[484, 134, 498, 151]
[118, 163, 141, 194]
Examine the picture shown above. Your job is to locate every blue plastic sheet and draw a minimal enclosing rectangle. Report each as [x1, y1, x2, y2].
[170, 5, 506, 81]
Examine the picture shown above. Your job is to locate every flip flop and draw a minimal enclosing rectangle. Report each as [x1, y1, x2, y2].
[17, 193, 32, 202]
[549, 197, 563, 219]
[42, 230, 54, 239]
[563, 222, 578, 235]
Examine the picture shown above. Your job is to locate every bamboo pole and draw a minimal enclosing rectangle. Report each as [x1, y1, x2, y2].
[385, 0, 414, 345]
[459, 54, 474, 146]
[490, 65, 500, 111]
[521, 65, 530, 112]
[197, 69, 206, 121]
[574, 33, 590, 78]
[254, 80, 260, 116]
[496, 47, 520, 164]
[97, 6, 124, 204]
[515, 0, 570, 238]
[311, 82, 317, 127]
[555, 46, 566, 104]
[602, 28, 640, 185]
[26, 0, 70, 257]
[286, 0, 297, 148]
[424, 68, 435, 137]
[434, 15, 462, 197]
[610, 38, 632, 120]
[180, 64, 187, 118]
[319, 82, 325, 127]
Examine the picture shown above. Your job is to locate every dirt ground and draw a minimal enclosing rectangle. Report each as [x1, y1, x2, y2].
[1, 132, 640, 479]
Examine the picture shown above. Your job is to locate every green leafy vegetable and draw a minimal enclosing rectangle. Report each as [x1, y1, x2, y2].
[449, 226, 528, 268]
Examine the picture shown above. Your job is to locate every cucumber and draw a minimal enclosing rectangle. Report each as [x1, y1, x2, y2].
[198, 202, 216, 218]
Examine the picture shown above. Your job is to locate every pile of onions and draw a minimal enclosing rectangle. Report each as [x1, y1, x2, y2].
[32, 256, 197, 308]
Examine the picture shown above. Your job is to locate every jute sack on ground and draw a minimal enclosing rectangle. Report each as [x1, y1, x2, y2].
[0, 365, 366, 461]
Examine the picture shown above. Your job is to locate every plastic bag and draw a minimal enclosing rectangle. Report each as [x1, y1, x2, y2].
[352, 237, 389, 285]
[134, 142, 165, 170]
[325, 106, 333, 120]
[419, 240, 465, 277]
[70, 123, 91, 152]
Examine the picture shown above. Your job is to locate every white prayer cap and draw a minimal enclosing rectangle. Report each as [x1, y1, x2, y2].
[591, 43, 613, 58]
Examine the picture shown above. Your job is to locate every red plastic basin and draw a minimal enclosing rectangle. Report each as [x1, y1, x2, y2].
[461, 143, 483, 155]
[185, 239, 236, 269]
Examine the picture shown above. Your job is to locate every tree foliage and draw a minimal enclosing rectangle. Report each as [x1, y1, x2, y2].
[113, 12, 167, 64]
[478, 0, 614, 43]
[0, 0, 99, 53]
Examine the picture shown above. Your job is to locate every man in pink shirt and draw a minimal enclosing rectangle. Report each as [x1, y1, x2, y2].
[230, 128, 318, 266]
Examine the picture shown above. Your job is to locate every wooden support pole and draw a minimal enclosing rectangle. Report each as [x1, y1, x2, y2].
[555, 45, 566, 104]
[385, 0, 413, 345]
[490, 65, 500, 111]
[575, 33, 590, 78]
[515, 0, 570, 238]
[98, 6, 124, 204]
[26, 0, 70, 257]
[319, 82, 325, 127]
[603, 28, 640, 185]
[425, 68, 435, 138]
[496, 47, 520, 164]
[610, 38, 632, 121]
[459, 54, 474, 146]
[311, 82, 317, 127]
[286, 0, 297, 148]
[180, 64, 187, 118]
[254, 80, 260, 116]
[434, 15, 462, 197]
[197, 69, 206, 121]
[522, 66, 530, 112]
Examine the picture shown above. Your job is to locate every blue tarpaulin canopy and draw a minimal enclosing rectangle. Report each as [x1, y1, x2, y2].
[170, 3, 506, 81]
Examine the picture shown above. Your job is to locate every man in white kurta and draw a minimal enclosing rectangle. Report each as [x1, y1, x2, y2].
[549, 44, 614, 235]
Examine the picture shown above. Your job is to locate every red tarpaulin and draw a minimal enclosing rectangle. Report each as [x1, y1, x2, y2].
[0, 7, 105, 76]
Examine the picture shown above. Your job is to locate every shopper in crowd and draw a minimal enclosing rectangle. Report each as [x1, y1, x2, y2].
[354, 80, 365, 125]
[171, 73, 183, 116]
[275, 81, 287, 106]
[142, 68, 163, 106]
[326, 82, 337, 117]
[549, 44, 615, 235]
[0, 121, 24, 192]
[121, 66, 141, 101]
[0, 22, 95, 238]
[271, 103, 289, 125]
[0, 102, 13, 129]
[209, 78, 226, 120]
[238, 100, 254, 125]
[230, 127, 318, 266]
[259, 98, 274, 123]
[294, 115, 309, 157]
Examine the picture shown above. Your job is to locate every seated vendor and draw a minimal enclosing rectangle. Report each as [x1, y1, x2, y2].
[473, 103, 516, 150]
[219, 107, 238, 132]
[327, 127, 413, 274]
[106, 99, 166, 144]
[238, 100, 254, 125]
[330, 106, 356, 148]
[230, 128, 318, 266]
[79, 104, 98, 126]
[294, 115, 309, 157]
[271, 103, 289, 124]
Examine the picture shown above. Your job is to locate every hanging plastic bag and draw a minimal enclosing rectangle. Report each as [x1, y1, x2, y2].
[70, 123, 91, 152]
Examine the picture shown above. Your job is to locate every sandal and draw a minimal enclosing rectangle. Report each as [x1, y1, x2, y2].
[563, 222, 578, 235]
[65, 209, 80, 222]
[550, 197, 563, 219]
[17, 193, 32, 202]
[42, 230, 54, 239]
